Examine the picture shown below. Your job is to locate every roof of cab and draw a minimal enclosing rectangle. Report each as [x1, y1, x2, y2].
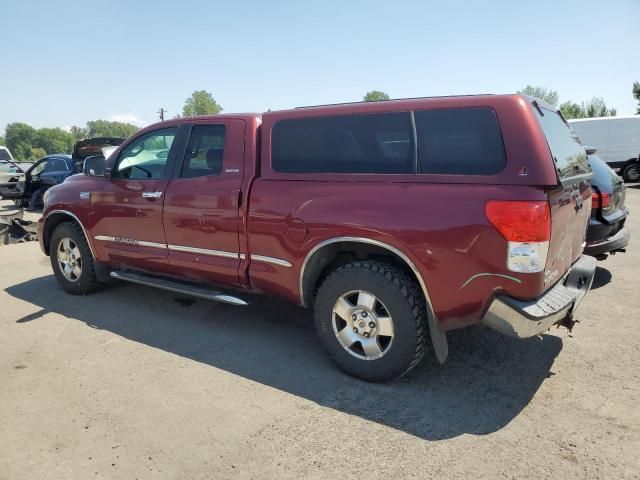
[142, 113, 262, 132]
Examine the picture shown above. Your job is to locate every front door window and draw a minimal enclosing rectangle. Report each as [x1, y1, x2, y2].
[114, 127, 178, 179]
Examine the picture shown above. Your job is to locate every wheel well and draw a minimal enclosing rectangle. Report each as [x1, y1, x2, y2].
[42, 213, 81, 255]
[301, 241, 421, 308]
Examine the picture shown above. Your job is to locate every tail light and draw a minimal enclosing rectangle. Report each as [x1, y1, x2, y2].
[591, 192, 611, 210]
[485, 200, 551, 273]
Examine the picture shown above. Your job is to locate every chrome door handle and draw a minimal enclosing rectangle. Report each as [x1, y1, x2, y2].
[142, 191, 163, 199]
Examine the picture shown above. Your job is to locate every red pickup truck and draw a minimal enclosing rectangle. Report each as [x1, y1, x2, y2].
[38, 95, 597, 381]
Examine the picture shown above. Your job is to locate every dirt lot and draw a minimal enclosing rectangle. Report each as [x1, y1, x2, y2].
[0, 189, 639, 480]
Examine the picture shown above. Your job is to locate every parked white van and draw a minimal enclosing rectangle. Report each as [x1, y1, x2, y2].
[569, 116, 640, 182]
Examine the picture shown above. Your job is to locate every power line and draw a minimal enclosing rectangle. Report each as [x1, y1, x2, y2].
[157, 108, 167, 121]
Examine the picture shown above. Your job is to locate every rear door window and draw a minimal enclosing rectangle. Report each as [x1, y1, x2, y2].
[46, 158, 68, 171]
[534, 106, 591, 182]
[414, 107, 506, 175]
[181, 125, 226, 178]
[272, 112, 414, 174]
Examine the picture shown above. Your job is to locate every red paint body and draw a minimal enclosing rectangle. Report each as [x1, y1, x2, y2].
[39, 95, 591, 332]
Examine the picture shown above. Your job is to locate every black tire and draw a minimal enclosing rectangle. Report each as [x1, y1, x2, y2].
[49, 221, 101, 295]
[621, 162, 640, 183]
[13, 199, 25, 208]
[314, 261, 428, 382]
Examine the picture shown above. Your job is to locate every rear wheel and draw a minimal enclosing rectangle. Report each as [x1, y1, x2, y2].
[314, 261, 428, 382]
[50, 222, 101, 295]
[621, 161, 640, 182]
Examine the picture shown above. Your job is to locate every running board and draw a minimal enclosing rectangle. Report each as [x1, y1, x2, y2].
[109, 271, 248, 306]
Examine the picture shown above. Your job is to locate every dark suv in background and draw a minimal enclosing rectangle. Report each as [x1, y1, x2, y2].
[585, 147, 630, 259]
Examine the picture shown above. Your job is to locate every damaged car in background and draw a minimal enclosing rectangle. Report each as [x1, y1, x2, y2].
[0, 137, 124, 209]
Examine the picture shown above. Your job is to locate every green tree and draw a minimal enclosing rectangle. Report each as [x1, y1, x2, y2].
[34, 127, 75, 154]
[517, 85, 560, 106]
[5, 122, 37, 160]
[582, 97, 616, 118]
[633, 81, 640, 114]
[182, 90, 223, 116]
[86, 120, 139, 138]
[0, 135, 5, 146]
[363, 90, 390, 102]
[24, 146, 47, 161]
[69, 125, 89, 141]
[559, 101, 585, 119]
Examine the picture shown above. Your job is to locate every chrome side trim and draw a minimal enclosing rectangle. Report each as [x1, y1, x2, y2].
[167, 244, 242, 259]
[459, 272, 522, 290]
[94, 235, 166, 249]
[44, 210, 97, 258]
[250, 254, 292, 268]
[299, 236, 448, 363]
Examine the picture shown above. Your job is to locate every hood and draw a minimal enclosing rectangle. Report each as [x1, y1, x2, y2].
[72, 137, 125, 162]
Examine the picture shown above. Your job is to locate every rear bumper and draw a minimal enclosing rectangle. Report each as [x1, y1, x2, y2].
[584, 227, 630, 257]
[481, 255, 597, 338]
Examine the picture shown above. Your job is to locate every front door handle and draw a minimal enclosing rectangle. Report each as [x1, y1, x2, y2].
[142, 191, 163, 199]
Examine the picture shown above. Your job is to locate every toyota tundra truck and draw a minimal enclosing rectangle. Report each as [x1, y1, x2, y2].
[38, 94, 597, 382]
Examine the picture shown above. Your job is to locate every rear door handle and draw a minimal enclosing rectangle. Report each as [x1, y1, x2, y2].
[142, 191, 163, 199]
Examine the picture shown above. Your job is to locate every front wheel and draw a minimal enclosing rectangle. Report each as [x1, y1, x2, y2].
[314, 261, 428, 382]
[50, 221, 101, 295]
[621, 162, 640, 183]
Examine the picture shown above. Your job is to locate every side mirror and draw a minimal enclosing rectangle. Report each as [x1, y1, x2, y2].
[83, 155, 106, 177]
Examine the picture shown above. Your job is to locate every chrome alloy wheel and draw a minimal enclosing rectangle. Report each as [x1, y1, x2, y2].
[332, 290, 394, 360]
[57, 238, 82, 282]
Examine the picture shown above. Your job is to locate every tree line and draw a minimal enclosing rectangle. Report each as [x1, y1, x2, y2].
[516, 85, 620, 118]
[2, 86, 639, 161]
[363, 85, 640, 119]
[0, 120, 139, 161]
[0, 90, 225, 161]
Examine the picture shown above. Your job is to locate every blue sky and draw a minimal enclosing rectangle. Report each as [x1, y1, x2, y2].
[1, 0, 639, 133]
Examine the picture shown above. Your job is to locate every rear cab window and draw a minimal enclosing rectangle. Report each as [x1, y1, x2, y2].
[534, 105, 591, 183]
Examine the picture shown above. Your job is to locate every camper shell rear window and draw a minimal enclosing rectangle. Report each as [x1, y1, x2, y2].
[534, 105, 591, 182]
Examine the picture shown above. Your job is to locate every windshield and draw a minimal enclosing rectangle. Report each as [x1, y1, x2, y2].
[0, 148, 12, 161]
[535, 105, 591, 182]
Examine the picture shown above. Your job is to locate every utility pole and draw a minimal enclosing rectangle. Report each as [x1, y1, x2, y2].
[157, 108, 167, 121]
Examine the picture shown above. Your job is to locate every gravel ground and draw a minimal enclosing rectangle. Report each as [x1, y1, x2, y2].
[0, 189, 638, 480]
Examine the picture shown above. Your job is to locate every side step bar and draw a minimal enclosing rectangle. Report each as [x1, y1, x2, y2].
[109, 271, 248, 306]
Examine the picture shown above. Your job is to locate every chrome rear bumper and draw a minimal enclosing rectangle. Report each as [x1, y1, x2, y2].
[482, 255, 597, 338]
